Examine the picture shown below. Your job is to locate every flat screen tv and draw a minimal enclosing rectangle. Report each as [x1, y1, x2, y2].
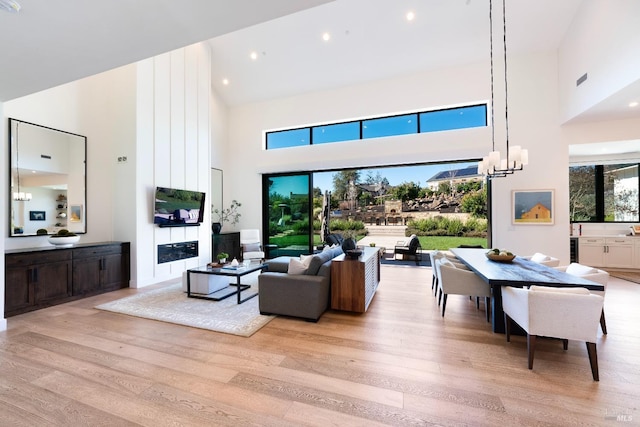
[154, 186, 205, 227]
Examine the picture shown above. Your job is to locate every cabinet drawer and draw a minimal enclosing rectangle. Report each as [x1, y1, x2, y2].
[580, 238, 605, 245]
[605, 238, 633, 246]
[5, 249, 72, 268]
[73, 245, 122, 259]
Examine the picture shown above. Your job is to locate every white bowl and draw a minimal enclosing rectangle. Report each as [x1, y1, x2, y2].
[48, 235, 80, 247]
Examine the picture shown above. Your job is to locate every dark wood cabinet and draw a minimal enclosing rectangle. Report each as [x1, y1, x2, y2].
[72, 243, 130, 296]
[330, 247, 381, 312]
[5, 242, 129, 317]
[212, 232, 241, 262]
[5, 249, 73, 317]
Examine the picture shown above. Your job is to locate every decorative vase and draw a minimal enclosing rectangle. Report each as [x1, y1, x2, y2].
[211, 222, 222, 234]
[218, 258, 226, 264]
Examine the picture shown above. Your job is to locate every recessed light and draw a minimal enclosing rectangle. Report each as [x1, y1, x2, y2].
[222, 78, 229, 86]
[406, 11, 415, 21]
[249, 51, 258, 61]
[629, 101, 639, 108]
[322, 32, 331, 42]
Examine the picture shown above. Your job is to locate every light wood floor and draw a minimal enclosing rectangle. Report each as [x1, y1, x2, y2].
[1, 265, 639, 426]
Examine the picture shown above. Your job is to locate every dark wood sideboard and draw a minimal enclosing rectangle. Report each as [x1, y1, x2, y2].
[4, 241, 130, 317]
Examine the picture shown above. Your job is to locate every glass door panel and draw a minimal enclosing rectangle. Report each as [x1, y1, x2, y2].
[262, 173, 312, 258]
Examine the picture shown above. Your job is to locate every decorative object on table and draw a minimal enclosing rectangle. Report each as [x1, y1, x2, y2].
[211, 199, 241, 234]
[512, 190, 554, 225]
[216, 252, 229, 264]
[485, 248, 515, 262]
[230, 258, 239, 267]
[36, 228, 48, 235]
[346, 248, 363, 259]
[369, 242, 376, 247]
[47, 229, 80, 247]
[341, 237, 357, 252]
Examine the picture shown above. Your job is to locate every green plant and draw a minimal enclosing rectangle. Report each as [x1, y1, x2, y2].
[212, 200, 242, 225]
[217, 252, 229, 261]
[36, 228, 48, 235]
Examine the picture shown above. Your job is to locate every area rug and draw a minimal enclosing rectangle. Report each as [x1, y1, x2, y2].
[380, 253, 431, 267]
[606, 270, 640, 284]
[95, 277, 274, 337]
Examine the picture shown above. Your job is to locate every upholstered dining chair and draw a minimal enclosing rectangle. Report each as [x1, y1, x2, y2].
[429, 251, 468, 297]
[522, 252, 560, 267]
[434, 258, 491, 321]
[555, 263, 609, 334]
[502, 285, 604, 381]
[240, 229, 265, 262]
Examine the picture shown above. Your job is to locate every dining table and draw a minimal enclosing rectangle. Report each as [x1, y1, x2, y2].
[449, 248, 605, 333]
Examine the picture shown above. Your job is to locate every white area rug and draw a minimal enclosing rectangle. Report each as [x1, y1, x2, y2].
[96, 274, 274, 337]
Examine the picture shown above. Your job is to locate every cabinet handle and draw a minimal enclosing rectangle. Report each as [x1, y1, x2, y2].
[100, 258, 106, 270]
[29, 268, 38, 283]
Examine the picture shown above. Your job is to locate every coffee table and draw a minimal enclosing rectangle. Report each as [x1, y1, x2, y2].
[186, 263, 267, 304]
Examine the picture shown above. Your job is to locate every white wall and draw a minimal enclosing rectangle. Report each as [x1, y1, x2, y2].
[224, 49, 637, 265]
[2, 42, 212, 291]
[4, 64, 137, 250]
[134, 43, 212, 288]
[559, 0, 640, 122]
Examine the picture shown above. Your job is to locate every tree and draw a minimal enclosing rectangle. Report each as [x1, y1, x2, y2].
[364, 171, 389, 186]
[460, 188, 487, 218]
[392, 181, 422, 201]
[332, 169, 360, 201]
[569, 166, 596, 221]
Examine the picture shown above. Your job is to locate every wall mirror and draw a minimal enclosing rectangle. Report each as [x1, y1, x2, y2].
[9, 118, 87, 237]
[211, 168, 223, 217]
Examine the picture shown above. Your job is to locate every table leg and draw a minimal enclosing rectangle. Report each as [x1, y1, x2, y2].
[491, 285, 505, 333]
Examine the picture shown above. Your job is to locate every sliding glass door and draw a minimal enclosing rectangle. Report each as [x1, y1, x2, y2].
[262, 172, 313, 258]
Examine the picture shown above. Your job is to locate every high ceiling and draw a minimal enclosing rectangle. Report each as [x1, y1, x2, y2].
[1, 0, 639, 128]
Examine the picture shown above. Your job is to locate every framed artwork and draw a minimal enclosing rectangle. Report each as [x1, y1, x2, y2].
[29, 211, 46, 221]
[512, 190, 554, 225]
[70, 205, 82, 222]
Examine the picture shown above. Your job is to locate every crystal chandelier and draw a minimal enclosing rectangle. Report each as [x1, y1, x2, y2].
[478, 0, 528, 179]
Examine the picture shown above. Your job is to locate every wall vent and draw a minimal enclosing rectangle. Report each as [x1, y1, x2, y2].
[576, 73, 588, 86]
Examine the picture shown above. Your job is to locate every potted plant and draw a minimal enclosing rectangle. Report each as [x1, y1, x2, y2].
[217, 252, 229, 264]
[211, 199, 242, 234]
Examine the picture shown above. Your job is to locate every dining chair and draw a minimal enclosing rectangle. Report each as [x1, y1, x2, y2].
[240, 229, 265, 262]
[434, 258, 491, 321]
[522, 252, 560, 267]
[429, 250, 468, 297]
[555, 263, 609, 334]
[502, 285, 604, 381]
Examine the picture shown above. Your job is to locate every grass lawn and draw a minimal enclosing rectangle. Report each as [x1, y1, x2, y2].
[418, 236, 487, 250]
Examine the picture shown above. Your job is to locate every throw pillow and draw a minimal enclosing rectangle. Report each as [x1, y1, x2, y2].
[300, 254, 313, 266]
[287, 258, 308, 275]
[565, 263, 598, 276]
[531, 252, 551, 262]
[243, 243, 261, 252]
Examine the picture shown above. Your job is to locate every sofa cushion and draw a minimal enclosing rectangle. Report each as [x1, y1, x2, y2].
[305, 250, 335, 276]
[287, 258, 309, 275]
[243, 243, 261, 252]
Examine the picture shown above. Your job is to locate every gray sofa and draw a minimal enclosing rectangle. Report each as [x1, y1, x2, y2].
[258, 246, 343, 321]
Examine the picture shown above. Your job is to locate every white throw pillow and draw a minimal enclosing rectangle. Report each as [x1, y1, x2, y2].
[565, 263, 598, 276]
[299, 254, 313, 266]
[531, 252, 551, 263]
[287, 258, 308, 275]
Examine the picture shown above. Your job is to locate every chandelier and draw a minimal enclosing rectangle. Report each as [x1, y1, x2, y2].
[12, 122, 32, 202]
[478, 0, 528, 179]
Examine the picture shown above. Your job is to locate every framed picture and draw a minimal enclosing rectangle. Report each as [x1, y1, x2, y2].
[70, 205, 82, 222]
[512, 190, 554, 225]
[29, 211, 46, 221]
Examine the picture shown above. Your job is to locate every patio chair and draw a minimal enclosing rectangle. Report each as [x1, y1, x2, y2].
[393, 234, 422, 265]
